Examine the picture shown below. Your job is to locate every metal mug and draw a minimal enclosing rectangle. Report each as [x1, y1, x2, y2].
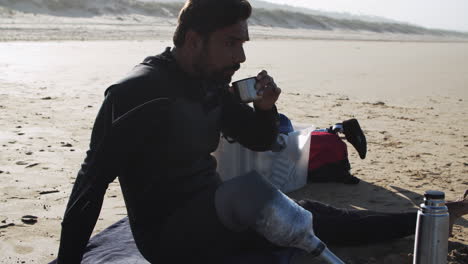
[232, 77, 261, 103]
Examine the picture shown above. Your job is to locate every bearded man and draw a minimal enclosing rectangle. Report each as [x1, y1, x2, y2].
[56, 1, 468, 263]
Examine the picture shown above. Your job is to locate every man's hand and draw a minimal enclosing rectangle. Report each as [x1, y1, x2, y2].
[253, 70, 281, 111]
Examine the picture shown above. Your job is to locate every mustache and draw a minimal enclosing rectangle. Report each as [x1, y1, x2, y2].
[224, 64, 240, 72]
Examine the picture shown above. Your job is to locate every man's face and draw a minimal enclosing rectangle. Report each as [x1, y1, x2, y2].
[193, 20, 249, 84]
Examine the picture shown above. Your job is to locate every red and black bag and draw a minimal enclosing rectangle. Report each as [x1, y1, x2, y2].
[308, 119, 366, 184]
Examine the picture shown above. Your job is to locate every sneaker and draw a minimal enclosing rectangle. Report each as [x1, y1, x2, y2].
[342, 119, 367, 159]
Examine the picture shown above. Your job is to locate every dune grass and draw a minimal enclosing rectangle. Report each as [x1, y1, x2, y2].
[1, 0, 467, 37]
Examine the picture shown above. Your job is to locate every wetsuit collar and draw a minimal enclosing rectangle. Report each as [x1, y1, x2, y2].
[143, 48, 227, 107]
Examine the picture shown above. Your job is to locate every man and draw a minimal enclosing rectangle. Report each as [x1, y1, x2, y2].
[57, 0, 468, 263]
[58, 1, 280, 262]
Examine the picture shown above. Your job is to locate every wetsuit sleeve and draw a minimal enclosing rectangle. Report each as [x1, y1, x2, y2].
[221, 92, 279, 151]
[57, 92, 118, 264]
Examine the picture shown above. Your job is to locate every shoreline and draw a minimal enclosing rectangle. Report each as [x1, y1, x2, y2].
[2, 30, 468, 43]
[1, 13, 468, 43]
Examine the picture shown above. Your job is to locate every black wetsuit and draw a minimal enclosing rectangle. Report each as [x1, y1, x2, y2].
[57, 47, 279, 263]
[57, 48, 417, 264]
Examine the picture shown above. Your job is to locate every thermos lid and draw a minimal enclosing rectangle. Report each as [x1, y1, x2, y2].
[424, 190, 445, 200]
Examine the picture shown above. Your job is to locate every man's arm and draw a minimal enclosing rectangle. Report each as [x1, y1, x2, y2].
[221, 98, 279, 151]
[221, 70, 281, 151]
[56, 85, 172, 263]
[57, 94, 117, 264]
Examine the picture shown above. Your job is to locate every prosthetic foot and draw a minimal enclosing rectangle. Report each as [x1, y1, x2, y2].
[215, 172, 344, 263]
[447, 190, 468, 236]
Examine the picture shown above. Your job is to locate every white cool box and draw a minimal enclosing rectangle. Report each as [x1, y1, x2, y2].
[213, 125, 314, 193]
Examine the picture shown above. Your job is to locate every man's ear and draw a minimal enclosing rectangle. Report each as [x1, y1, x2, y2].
[185, 30, 203, 50]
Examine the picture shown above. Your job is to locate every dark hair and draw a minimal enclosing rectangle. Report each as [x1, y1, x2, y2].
[173, 0, 252, 47]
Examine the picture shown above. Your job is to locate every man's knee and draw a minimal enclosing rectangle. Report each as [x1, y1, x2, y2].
[214, 171, 323, 253]
[214, 170, 277, 231]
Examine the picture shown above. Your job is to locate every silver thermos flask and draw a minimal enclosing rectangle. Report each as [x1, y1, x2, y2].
[413, 190, 450, 264]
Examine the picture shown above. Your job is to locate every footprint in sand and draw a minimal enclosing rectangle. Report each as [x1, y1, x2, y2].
[25, 163, 39, 168]
[60, 142, 73, 147]
[21, 215, 37, 225]
[14, 245, 33, 254]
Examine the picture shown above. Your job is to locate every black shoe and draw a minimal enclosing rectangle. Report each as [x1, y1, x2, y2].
[308, 160, 360, 185]
[342, 119, 367, 159]
[342, 173, 360, 184]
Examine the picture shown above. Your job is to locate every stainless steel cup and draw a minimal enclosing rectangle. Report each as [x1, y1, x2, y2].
[232, 77, 261, 103]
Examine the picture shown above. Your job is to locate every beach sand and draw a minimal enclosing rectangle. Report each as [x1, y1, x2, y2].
[0, 34, 467, 263]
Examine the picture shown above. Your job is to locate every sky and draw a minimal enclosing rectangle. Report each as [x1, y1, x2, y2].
[264, 0, 468, 32]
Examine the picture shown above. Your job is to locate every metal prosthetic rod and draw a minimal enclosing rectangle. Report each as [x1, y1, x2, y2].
[215, 172, 345, 264]
[319, 248, 346, 264]
[254, 191, 344, 264]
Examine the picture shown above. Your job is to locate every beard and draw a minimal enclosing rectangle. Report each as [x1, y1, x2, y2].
[209, 63, 241, 85]
[193, 46, 240, 85]
[194, 59, 240, 85]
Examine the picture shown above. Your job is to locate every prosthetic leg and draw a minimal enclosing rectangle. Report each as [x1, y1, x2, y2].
[215, 171, 345, 263]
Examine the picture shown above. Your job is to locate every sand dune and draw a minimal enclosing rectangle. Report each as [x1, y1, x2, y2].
[1, 0, 467, 38]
